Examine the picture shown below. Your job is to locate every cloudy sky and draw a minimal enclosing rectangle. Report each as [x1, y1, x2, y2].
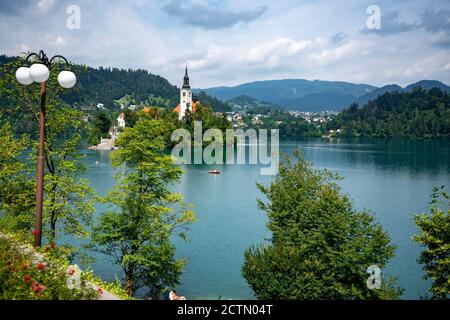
[0, 0, 449, 88]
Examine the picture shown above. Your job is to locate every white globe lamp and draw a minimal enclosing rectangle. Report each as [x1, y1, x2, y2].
[29, 63, 49, 83]
[15, 67, 33, 85]
[57, 70, 77, 89]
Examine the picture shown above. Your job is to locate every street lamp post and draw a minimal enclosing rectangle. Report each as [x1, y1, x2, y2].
[15, 50, 77, 247]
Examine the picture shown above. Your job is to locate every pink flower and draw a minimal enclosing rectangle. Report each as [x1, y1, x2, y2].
[23, 275, 31, 282]
[31, 281, 46, 294]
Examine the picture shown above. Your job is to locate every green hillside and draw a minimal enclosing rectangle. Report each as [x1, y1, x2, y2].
[331, 88, 450, 138]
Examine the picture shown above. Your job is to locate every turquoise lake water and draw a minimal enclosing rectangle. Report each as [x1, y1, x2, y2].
[75, 138, 450, 300]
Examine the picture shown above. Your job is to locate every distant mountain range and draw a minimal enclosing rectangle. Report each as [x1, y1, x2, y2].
[197, 79, 450, 112]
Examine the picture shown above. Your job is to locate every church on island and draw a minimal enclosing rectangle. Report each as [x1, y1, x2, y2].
[174, 66, 199, 120]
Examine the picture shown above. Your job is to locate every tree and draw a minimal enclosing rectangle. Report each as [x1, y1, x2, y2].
[0, 121, 35, 231]
[123, 109, 138, 127]
[181, 104, 232, 145]
[413, 186, 450, 299]
[42, 106, 95, 243]
[242, 149, 402, 299]
[93, 111, 112, 137]
[91, 117, 195, 298]
[87, 126, 102, 146]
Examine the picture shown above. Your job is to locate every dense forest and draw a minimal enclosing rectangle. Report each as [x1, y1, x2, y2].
[63, 65, 179, 109]
[194, 91, 231, 112]
[330, 88, 450, 138]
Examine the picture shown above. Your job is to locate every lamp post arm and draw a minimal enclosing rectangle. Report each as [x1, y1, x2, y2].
[49, 55, 70, 66]
[23, 51, 70, 68]
[24, 52, 40, 64]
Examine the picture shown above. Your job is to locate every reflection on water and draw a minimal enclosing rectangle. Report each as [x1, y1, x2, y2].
[70, 138, 450, 300]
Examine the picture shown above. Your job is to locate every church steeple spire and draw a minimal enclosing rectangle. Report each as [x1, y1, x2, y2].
[182, 64, 190, 89]
[177, 64, 193, 120]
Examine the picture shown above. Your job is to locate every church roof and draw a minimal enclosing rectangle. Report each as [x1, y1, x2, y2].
[174, 101, 198, 113]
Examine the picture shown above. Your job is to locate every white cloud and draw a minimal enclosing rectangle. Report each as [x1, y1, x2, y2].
[189, 45, 230, 71]
[0, 0, 449, 88]
[53, 36, 68, 46]
[37, 0, 56, 12]
[309, 41, 368, 67]
[243, 38, 311, 65]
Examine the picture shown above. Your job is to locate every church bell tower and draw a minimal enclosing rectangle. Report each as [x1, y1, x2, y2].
[179, 65, 192, 119]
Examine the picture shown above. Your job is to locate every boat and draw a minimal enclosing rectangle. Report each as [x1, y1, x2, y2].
[208, 170, 221, 175]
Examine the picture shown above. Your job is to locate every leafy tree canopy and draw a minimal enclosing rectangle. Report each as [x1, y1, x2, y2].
[243, 150, 402, 299]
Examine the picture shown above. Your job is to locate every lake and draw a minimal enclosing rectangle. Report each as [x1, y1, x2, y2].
[77, 138, 450, 300]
